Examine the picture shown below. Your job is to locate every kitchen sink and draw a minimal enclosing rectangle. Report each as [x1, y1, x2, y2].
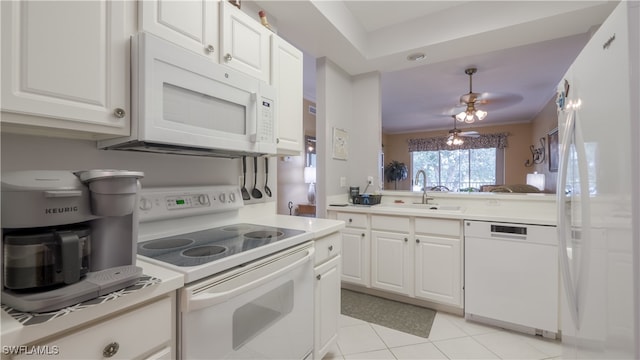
[384, 203, 463, 212]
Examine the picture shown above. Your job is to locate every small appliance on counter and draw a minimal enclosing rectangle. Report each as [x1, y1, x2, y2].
[1, 170, 144, 312]
[352, 194, 382, 206]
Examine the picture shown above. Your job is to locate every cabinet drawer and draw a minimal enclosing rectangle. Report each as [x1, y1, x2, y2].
[371, 215, 410, 233]
[336, 212, 367, 229]
[315, 232, 342, 266]
[16, 297, 173, 359]
[415, 218, 461, 237]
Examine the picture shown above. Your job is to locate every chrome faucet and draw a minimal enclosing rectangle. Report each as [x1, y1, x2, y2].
[414, 170, 433, 204]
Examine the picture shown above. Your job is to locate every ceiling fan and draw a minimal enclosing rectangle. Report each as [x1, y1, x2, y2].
[456, 67, 488, 123]
[447, 116, 479, 146]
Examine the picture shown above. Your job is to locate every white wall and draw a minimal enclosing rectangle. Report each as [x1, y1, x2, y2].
[315, 57, 381, 217]
[1, 133, 277, 206]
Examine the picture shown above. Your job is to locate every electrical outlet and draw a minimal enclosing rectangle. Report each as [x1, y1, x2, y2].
[367, 176, 373, 185]
[340, 177, 347, 187]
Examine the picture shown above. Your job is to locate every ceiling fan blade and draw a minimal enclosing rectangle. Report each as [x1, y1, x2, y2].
[460, 92, 481, 104]
[459, 131, 479, 135]
[459, 132, 479, 138]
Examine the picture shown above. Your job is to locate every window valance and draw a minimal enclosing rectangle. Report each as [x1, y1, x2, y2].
[407, 133, 509, 152]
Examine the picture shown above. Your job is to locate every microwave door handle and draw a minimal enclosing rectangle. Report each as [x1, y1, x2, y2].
[250, 92, 258, 143]
[183, 247, 314, 313]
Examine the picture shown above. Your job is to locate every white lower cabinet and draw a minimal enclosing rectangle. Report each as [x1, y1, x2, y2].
[330, 210, 463, 309]
[414, 218, 463, 307]
[414, 235, 461, 306]
[313, 232, 342, 360]
[340, 229, 370, 287]
[12, 297, 174, 360]
[371, 231, 412, 295]
[336, 212, 369, 287]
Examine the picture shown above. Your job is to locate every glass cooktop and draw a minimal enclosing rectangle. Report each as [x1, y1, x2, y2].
[137, 223, 305, 267]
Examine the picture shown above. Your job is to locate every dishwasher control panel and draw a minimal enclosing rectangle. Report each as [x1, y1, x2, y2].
[464, 220, 555, 245]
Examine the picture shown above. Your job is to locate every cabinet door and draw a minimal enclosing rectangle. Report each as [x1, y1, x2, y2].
[314, 255, 341, 360]
[414, 235, 462, 307]
[341, 229, 370, 287]
[1, 1, 130, 137]
[271, 36, 303, 155]
[139, 0, 218, 60]
[14, 297, 172, 359]
[219, 1, 270, 82]
[371, 231, 412, 295]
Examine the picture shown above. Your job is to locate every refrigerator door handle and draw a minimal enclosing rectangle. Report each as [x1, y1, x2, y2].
[557, 108, 593, 331]
[557, 109, 580, 328]
[573, 109, 593, 328]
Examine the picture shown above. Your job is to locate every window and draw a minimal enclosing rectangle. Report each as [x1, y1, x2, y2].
[411, 148, 504, 192]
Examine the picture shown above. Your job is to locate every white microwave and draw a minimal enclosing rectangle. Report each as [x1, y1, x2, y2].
[99, 32, 276, 157]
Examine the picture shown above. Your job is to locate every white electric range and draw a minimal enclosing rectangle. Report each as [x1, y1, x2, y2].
[137, 185, 314, 360]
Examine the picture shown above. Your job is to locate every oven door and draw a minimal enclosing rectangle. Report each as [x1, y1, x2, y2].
[180, 242, 314, 359]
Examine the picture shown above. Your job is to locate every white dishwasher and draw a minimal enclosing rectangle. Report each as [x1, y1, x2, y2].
[464, 220, 558, 337]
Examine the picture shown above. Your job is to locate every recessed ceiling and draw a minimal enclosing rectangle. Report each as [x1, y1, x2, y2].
[247, 0, 618, 133]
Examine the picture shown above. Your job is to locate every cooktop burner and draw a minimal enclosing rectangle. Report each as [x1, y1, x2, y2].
[137, 223, 305, 267]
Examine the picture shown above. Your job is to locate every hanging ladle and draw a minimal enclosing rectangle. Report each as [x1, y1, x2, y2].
[251, 156, 263, 199]
[264, 157, 272, 197]
[241, 156, 250, 200]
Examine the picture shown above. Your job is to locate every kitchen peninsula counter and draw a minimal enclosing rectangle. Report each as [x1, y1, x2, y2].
[327, 191, 556, 226]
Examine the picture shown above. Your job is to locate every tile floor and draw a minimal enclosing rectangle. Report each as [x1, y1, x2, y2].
[325, 312, 563, 360]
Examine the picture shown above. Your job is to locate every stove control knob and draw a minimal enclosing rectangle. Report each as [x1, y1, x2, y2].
[219, 193, 226, 203]
[229, 192, 236, 203]
[139, 197, 153, 211]
[198, 194, 209, 205]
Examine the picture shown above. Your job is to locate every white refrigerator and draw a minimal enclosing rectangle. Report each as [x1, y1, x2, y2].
[556, 1, 639, 359]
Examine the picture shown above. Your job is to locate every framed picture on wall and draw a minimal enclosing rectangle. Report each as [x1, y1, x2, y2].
[332, 127, 348, 160]
[548, 128, 559, 172]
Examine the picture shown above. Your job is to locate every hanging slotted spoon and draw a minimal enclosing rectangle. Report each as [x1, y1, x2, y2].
[251, 156, 263, 199]
[264, 157, 272, 197]
[241, 156, 250, 200]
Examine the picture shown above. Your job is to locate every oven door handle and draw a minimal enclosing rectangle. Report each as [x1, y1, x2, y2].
[183, 247, 315, 313]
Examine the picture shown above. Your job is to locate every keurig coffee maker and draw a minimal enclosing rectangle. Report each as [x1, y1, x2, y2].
[1, 170, 144, 312]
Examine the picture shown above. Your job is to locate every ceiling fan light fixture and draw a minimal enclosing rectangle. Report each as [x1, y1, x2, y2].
[447, 135, 464, 146]
[456, 67, 488, 124]
[465, 114, 475, 123]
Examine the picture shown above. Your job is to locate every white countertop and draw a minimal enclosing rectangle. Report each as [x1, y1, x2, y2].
[246, 214, 346, 238]
[1, 260, 183, 347]
[327, 193, 557, 226]
[1, 215, 343, 347]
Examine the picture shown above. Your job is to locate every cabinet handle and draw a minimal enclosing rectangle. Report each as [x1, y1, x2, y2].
[113, 108, 126, 118]
[205, 45, 215, 53]
[276, 138, 280, 144]
[348, 218, 353, 223]
[404, 237, 408, 242]
[361, 233, 365, 237]
[103, 342, 119, 358]
[316, 274, 321, 280]
[328, 245, 334, 251]
[416, 239, 420, 243]
[224, 53, 233, 62]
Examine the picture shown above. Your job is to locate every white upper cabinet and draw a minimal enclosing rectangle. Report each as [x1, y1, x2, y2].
[139, 0, 219, 60]
[219, 1, 271, 83]
[271, 36, 303, 155]
[1, 1, 132, 138]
